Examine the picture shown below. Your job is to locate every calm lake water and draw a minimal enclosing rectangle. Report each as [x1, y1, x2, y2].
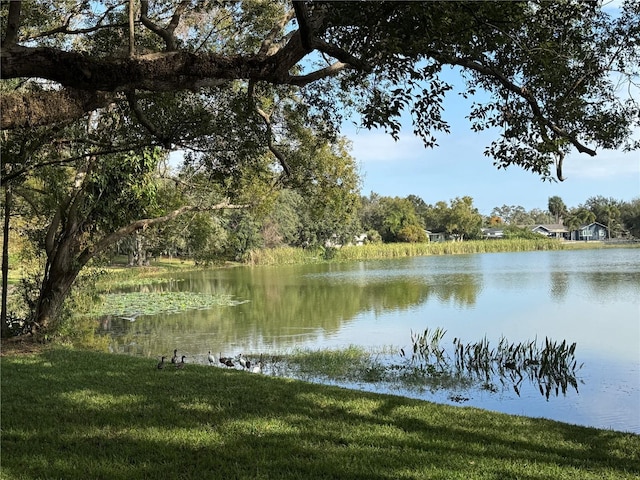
[101, 248, 640, 434]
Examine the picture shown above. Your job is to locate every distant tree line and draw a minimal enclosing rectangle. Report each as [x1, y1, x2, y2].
[111, 191, 639, 263]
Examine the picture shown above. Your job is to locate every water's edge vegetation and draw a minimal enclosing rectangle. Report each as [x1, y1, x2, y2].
[244, 238, 629, 265]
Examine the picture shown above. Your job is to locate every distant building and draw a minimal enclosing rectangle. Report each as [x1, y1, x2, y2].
[478, 223, 609, 242]
[426, 230, 447, 242]
[530, 224, 570, 239]
[569, 222, 609, 241]
[481, 228, 504, 239]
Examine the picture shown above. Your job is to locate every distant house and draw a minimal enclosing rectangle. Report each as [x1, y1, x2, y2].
[481, 228, 504, 239]
[324, 233, 369, 248]
[569, 222, 608, 241]
[476, 222, 609, 242]
[426, 230, 447, 243]
[531, 224, 570, 240]
[353, 233, 368, 246]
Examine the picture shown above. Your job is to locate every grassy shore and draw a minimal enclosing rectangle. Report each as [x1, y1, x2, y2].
[244, 238, 636, 265]
[2, 348, 638, 480]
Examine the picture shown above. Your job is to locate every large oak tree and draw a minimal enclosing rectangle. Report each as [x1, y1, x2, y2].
[1, 0, 639, 333]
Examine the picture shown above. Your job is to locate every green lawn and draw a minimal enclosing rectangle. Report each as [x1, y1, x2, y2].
[1, 348, 638, 480]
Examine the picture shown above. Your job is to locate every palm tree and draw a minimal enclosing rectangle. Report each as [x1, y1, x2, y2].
[548, 196, 567, 224]
[602, 205, 620, 239]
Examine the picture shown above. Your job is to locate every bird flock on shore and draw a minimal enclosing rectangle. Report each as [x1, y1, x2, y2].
[156, 348, 263, 374]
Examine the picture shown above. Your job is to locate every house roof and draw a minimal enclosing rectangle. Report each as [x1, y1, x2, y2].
[531, 224, 568, 233]
[580, 222, 608, 229]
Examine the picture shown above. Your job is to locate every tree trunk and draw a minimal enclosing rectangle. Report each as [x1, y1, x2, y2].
[33, 269, 78, 333]
[1, 186, 12, 337]
[28, 203, 236, 333]
[32, 232, 82, 332]
[135, 232, 146, 266]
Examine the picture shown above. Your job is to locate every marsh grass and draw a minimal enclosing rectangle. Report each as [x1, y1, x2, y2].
[246, 239, 569, 265]
[2, 348, 638, 480]
[246, 240, 640, 266]
[337, 238, 565, 260]
[245, 246, 322, 265]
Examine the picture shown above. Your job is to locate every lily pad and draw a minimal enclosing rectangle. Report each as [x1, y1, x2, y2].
[89, 291, 249, 318]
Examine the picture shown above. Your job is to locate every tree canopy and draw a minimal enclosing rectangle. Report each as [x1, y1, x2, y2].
[2, 0, 640, 336]
[2, 0, 639, 180]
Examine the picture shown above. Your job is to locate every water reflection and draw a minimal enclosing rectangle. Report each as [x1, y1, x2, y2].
[99, 248, 640, 433]
[549, 271, 570, 300]
[101, 266, 485, 354]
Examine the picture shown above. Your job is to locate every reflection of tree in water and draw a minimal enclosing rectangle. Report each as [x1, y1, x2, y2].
[579, 271, 640, 301]
[428, 274, 481, 307]
[100, 266, 482, 357]
[101, 269, 434, 354]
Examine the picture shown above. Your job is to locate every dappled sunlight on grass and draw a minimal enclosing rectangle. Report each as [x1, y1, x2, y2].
[2, 348, 638, 479]
[60, 389, 145, 410]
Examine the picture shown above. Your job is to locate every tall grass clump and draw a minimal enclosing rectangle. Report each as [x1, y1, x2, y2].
[245, 246, 323, 265]
[336, 242, 435, 261]
[285, 345, 383, 380]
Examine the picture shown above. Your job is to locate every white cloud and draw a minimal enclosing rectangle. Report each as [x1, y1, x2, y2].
[564, 148, 640, 180]
[349, 130, 426, 164]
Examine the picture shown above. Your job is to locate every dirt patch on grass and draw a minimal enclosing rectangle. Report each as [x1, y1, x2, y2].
[1, 336, 50, 357]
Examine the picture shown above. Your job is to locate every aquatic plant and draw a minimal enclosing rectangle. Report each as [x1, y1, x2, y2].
[88, 291, 249, 318]
[274, 330, 583, 401]
[244, 239, 565, 266]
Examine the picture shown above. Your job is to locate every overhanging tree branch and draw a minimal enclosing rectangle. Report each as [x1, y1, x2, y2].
[437, 53, 597, 157]
[79, 201, 247, 265]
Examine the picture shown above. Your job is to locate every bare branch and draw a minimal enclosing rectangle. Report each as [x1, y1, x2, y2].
[248, 81, 291, 176]
[31, 5, 125, 40]
[140, 0, 189, 52]
[259, 9, 296, 56]
[33, 22, 128, 38]
[166, 0, 190, 38]
[289, 61, 348, 86]
[555, 151, 567, 182]
[129, 0, 136, 57]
